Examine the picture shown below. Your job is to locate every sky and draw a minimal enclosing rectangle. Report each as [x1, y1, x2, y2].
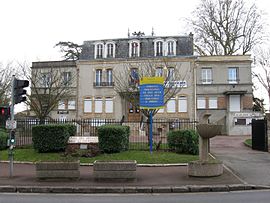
[1, 0, 270, 111]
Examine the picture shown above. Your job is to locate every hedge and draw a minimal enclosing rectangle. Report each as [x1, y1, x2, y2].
[98, 125, 130, 153]
[167, 129, 199, 155]
[0, 128, 8, 150]
[32, 124, 75, 153]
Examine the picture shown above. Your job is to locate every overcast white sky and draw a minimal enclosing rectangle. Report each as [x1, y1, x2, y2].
[1, 0, 269, 63]
[1, 0, 270, 111]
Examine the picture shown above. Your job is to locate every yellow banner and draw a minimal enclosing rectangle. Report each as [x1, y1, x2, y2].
[140, 77, 164, 85]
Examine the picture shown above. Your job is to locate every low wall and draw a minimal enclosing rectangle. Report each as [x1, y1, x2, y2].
[93, 160, 137, 180]
[36, 161, 80, 180]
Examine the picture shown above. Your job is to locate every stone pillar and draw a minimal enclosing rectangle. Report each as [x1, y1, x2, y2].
[199, 136, 209, 162]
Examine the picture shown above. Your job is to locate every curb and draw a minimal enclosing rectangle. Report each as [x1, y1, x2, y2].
[0, 184, 270, 194]
[0, 161, 188, 167]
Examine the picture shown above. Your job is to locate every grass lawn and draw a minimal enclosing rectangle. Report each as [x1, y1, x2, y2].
[244, 139, 252, 147]
[0, 148, 198, 164]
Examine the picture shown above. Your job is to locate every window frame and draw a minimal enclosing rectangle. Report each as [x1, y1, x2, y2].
[105, 97, 113, 113]
[155, 67, 163, 77]
[197, 97, 206, 109]
[58, 100, 65, 110]
[68, 100, 76, 110]
[178, 96, 187, 113]
[106, 69, 113, 86]
[95, 69, 102, 86]
[228, 67, 239, 84]
[84, 99, 92, 113]
[167, 98, 176, 113]
[106, 43, 114, 58]
[94, 98, 103, 113]
[201, 68, 212, 84]
[209, 97, 218, 109]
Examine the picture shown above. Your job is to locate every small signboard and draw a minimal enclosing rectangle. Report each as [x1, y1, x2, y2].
[139, 77, 164, 109]
[68, 136, 98, 144]
[6, 120, 17, 130]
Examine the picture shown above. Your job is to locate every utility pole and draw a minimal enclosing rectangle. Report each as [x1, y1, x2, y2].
[7, 75, 29, 177]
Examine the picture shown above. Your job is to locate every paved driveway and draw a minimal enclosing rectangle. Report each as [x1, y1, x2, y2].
[211, 135, 270, 186]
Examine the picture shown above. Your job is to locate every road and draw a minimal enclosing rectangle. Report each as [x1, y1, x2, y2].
[211, 135, 270, 185]
[1, 190, 270, 203]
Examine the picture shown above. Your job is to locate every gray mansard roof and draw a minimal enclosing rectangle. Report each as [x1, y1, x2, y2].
[80, 34, 194, 60]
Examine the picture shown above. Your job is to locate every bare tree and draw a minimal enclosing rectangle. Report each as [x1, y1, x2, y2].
[253, 47, 270, 111]
[54, 41, 82, 61]
[188, 0, 265, 55]
[0, 62, 22, 106]
[20, 62, 77, 123]
[113, 59, 191, 120]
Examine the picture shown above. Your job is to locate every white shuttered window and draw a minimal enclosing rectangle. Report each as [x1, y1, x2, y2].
[84, 99, 92, 113]
[95, 98, 103, 113]
[167, 98, 176, 113]
[105, 98, 113, 113]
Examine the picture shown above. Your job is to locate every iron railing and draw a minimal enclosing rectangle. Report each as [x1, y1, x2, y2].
[14, 118, 197, 150]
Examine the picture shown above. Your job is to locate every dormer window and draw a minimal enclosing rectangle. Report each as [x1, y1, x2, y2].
[156, 41, 163, 56]
[167, 40, 176, 56]
[105, 42, 116, 58]
[154, 38, 177, 57]
[95, 43, 104, 59]
[129, 40, 140, 57]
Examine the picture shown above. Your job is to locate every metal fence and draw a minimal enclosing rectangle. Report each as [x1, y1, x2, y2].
[15, 118, 197, 151]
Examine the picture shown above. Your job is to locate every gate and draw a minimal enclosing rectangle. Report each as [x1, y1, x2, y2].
[252, 119, 268, 152]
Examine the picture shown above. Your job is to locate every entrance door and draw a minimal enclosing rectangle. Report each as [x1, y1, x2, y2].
[229, 95, 240, 112]
[128, 103, 141, 121]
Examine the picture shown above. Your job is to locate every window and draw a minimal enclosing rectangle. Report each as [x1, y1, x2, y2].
[167, 67, 174, 81]
[130, 68, 139, 85]
[95, 98, 103, 113]
[131, 42, 139, 57]
[228, 67, 238, 84]
[235, 118, 246, 125]
[209, 97, 218, 109]
[58, 100, 65, 110]
[229, 95, 240, 112]
[40, 73, 51, 87]
[95, 69, 102, 86]
[197, 97, 206, 109]
[105, 98, 113, 113]
[62, 72, 71, 86]
[107, 43, 114, 58]
[178, 96, 187, 112]
[96, 44, 103, 58]
[84, 99, 92, 113]
[68, 100, 76, 110]
[201, 68, 212, 84]
[106, 69, 113, 86]
[167, 98, 176, 113]
[156, 41, 163, 56]
[155, 67, 163, 77]
[129, 40, 140, 57]
[167, 41, 175, 56]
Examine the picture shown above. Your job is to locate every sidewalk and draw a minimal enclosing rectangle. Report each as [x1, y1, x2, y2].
[1, 135, 270, 194]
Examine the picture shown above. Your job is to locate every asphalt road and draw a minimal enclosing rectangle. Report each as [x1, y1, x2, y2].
[211, 135, 270, 185]
[1, 190, 270, 203]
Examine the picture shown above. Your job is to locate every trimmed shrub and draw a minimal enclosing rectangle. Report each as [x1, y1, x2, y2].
[167, 129, 199, 155]
[65, 124, 77, 136]
[98, 125, 130, 153]
[0, 128, 8, 150]
[32, 124, 70, 153]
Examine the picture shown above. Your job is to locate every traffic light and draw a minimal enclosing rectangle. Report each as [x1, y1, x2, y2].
[13, 79, 29, 104]
[0, 106, 10, 116]
[10, 130, 16, 145]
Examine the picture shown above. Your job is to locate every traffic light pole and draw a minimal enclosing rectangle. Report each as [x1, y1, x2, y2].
[9, 75, 15, 177]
